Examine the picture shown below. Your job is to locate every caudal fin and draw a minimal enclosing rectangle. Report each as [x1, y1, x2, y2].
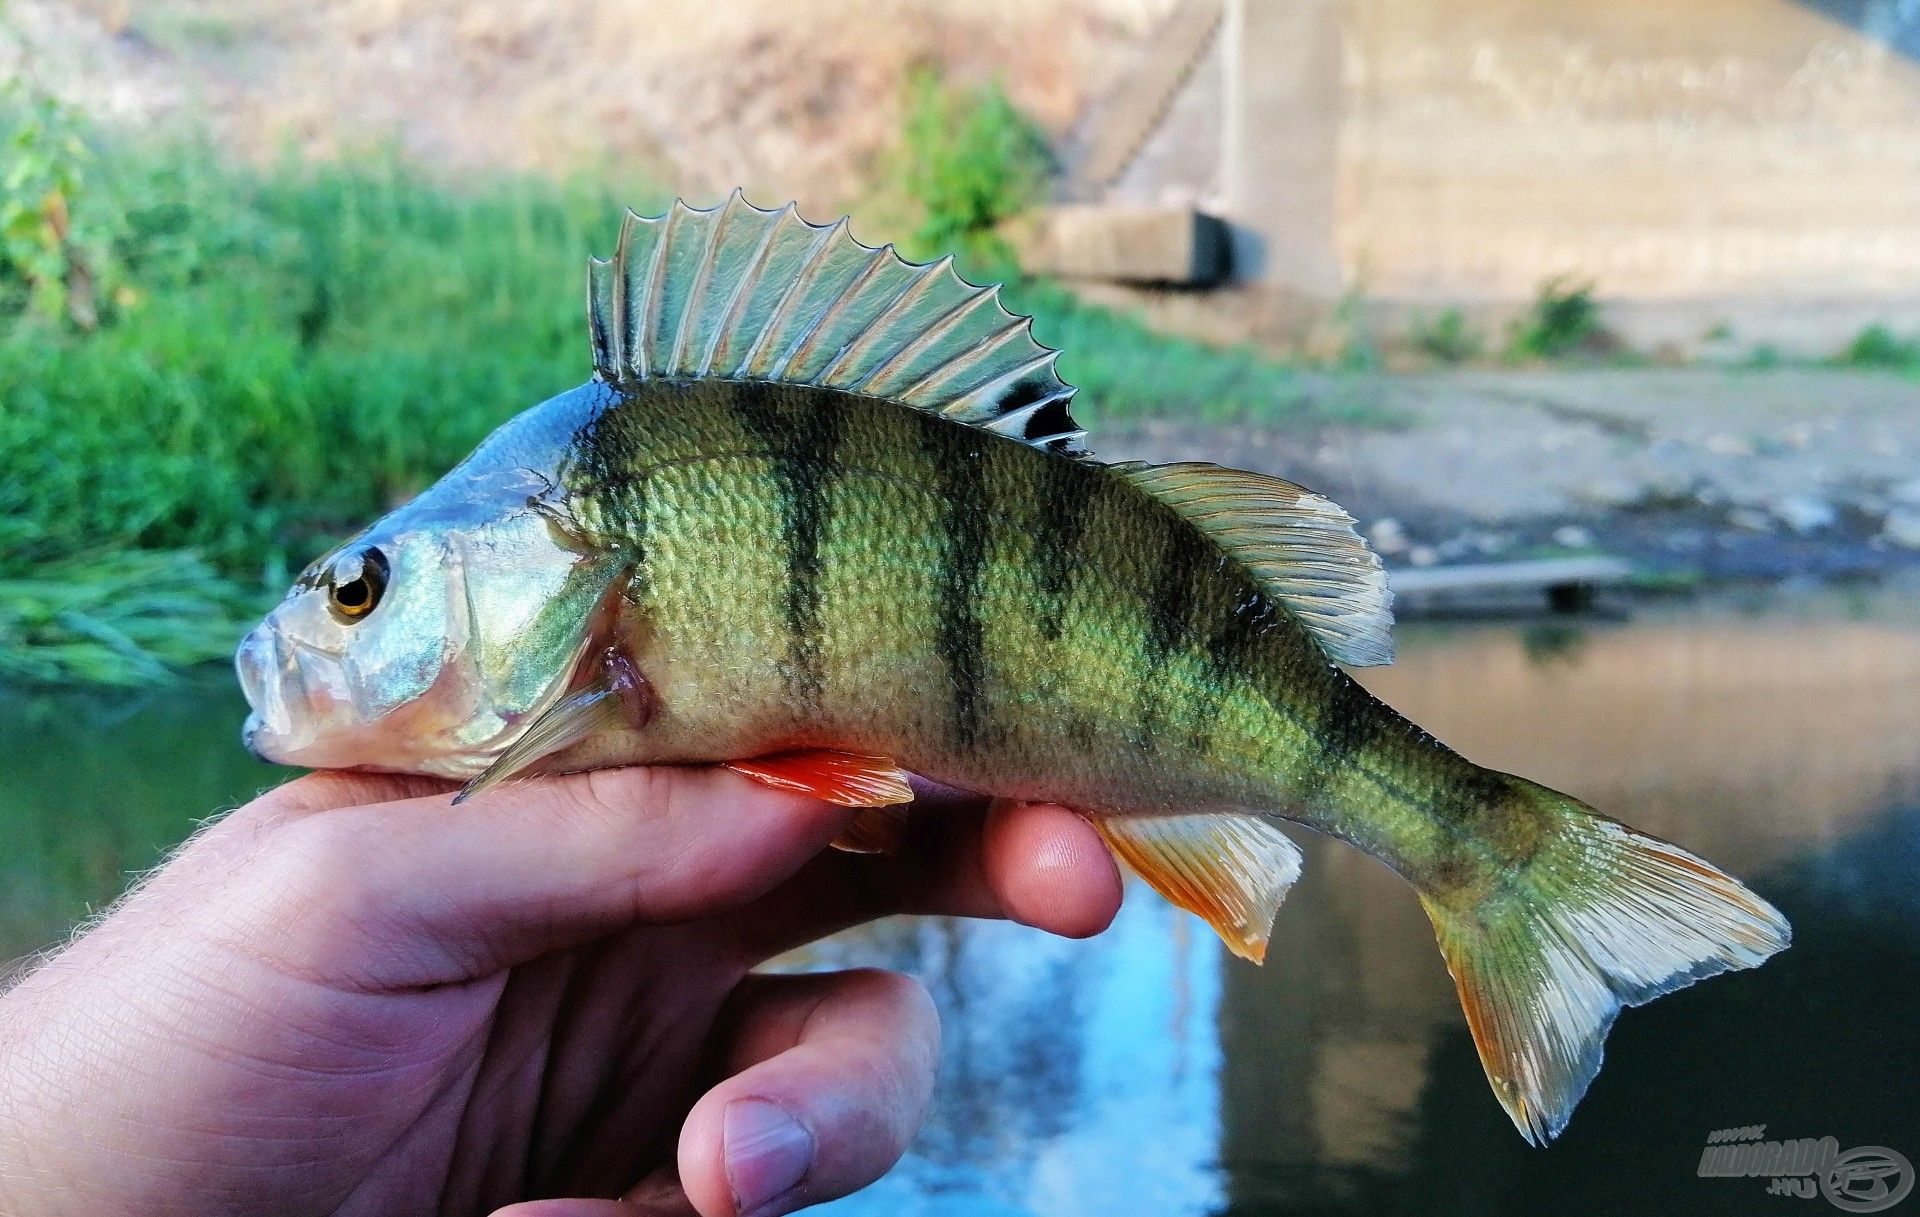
[1419, 778, 1790, 1145]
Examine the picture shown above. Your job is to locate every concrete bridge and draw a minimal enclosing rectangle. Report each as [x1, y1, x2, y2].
[1025, 0, 1920, 354]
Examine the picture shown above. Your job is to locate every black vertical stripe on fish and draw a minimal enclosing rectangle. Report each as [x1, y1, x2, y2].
[1031, 453, 1101, 642]
[923, 416, 991, 751]
[1304, 675, 1383, 806]
[1442, 757, 1541, 864]
[1187, 581, 1271, 756]
[1138, 520, 1213, 747]
[1201, 590, 1274, 692]
[1144, 521, 1208, 666]
[736, 382, 842, 709]
[572, 384, 652, 559]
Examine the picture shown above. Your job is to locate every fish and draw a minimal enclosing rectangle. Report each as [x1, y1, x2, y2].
[236, 192, 1790, 1145]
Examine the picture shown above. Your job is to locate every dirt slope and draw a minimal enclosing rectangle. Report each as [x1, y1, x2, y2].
[6, 0, 1170, 215]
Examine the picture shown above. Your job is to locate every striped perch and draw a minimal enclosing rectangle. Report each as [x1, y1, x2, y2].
[236, 193, 1790, 1146]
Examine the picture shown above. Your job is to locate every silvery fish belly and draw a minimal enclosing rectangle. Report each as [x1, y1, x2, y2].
[236, 193, 1790, 1146]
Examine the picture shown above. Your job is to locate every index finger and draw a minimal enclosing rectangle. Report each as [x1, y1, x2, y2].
[221, 765, 854, 989]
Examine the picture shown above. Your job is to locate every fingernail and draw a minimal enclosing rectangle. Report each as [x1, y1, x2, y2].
[724, 1098, 814, 1216]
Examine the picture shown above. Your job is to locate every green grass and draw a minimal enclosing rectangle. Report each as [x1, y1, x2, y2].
[1837, 323, 1920, 370]
[890, 70, 1052, 266]
[7, 153, 644, 576]
[1008, 279, 1323, 426]
[1505, 276, 1610, 362]
[1409, 307, 1483, 365]
[2, 108, 1324, 685]
[0, 550, 257, 687]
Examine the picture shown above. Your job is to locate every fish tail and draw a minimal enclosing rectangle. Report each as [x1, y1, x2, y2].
[1416, 774, 1790, 1146]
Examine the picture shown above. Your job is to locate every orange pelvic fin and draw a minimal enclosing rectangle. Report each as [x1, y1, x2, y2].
[1092, 812, 1304, 963]
[724, 749, 916, 809]
[830, 806, 913, 854]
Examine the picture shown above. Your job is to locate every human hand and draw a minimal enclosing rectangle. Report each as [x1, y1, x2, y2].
[0, 767, 1123, 1216]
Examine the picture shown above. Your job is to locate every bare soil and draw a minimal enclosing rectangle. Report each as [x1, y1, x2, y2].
[1103, 368, 1920, 581]
[6, 0, 1170, 217]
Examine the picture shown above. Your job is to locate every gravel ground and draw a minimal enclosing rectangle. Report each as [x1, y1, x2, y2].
[1101, 367, 1920, 583]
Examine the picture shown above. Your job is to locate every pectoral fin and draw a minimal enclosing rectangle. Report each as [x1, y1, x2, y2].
[1092, 812, 1304, 963]
[724, 749, 915, 809]
[455, 683, 625, 805]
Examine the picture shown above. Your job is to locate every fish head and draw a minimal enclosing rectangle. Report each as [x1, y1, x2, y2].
[238, 523, 475, 777]
[237, 415, 616, 779]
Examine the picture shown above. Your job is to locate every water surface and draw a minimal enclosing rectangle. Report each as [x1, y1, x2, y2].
[3, 586, 1916, 1214]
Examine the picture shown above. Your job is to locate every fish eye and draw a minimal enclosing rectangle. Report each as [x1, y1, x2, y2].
[325, 547, 389, 623]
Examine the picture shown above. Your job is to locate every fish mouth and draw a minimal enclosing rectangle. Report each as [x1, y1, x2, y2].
[233, 617, 505, 777]
[235, 622, 310, 762]
[241, 711, 265, 760]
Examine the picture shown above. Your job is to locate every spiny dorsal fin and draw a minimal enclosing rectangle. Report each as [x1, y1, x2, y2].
[588, 191, 1087, 453]
[1116, 462, 1394, 667]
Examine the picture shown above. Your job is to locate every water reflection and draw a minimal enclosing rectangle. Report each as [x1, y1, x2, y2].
[805, 894, 1225, 1217]
[2, 586, 1917, 1215]
[0, 680, 294, 963]
[831, 584, 1920, 1216]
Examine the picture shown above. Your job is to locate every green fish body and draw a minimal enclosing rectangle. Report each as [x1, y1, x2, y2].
[237, 195, 1789, 1146]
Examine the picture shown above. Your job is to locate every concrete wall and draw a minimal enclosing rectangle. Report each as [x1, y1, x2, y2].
[1339, 1, 1920, 299]
[1098, 0, 1920, 349]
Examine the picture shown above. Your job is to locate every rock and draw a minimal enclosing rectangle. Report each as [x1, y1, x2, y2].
[1407, 545, 1439, 567]
[1367, 517, 1408, 555]
[1882, 508, 1920, 549]
[1847, 492, 1890, 518]
[1009, 206, 1229, 286]
[1728, 507, 1773, 532]
[1551, 525, 1594, 549]
[1770, 494, 1837, 534]
[1576, 477, 1641, 509]
[1643, 469, 1698, 503]
[1441, 530, 1510, 558]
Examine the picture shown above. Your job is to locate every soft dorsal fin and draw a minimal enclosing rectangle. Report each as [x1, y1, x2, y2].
[588, 191, 1087, 453]
[1116, 462, 1394, 666]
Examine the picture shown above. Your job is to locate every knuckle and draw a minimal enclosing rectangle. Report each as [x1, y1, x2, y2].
[567, 765, 670, 829]
[242, 809, 382, 925]
[819, 969, 939, 1067]
[221, 809, 437, 989]
[842, 966, 931, 1013]
[188, 788, 295, 862]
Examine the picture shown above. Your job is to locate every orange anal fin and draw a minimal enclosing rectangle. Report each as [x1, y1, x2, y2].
[724, 750, 915, 809]
[1092, 812, 1304, 964]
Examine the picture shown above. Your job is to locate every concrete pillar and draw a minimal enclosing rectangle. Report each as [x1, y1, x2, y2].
[1221, 0, 1345, 296]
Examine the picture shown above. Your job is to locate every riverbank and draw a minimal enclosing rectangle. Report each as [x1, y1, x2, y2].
[1107, 366, 1920, 588]
[14, 361, 1919, 685]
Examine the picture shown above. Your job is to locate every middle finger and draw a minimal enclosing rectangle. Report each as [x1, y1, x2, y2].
[724, 799, 1123, 962]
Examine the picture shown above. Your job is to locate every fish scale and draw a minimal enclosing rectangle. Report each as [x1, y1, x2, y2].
[237, 193, 1791, 1148]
